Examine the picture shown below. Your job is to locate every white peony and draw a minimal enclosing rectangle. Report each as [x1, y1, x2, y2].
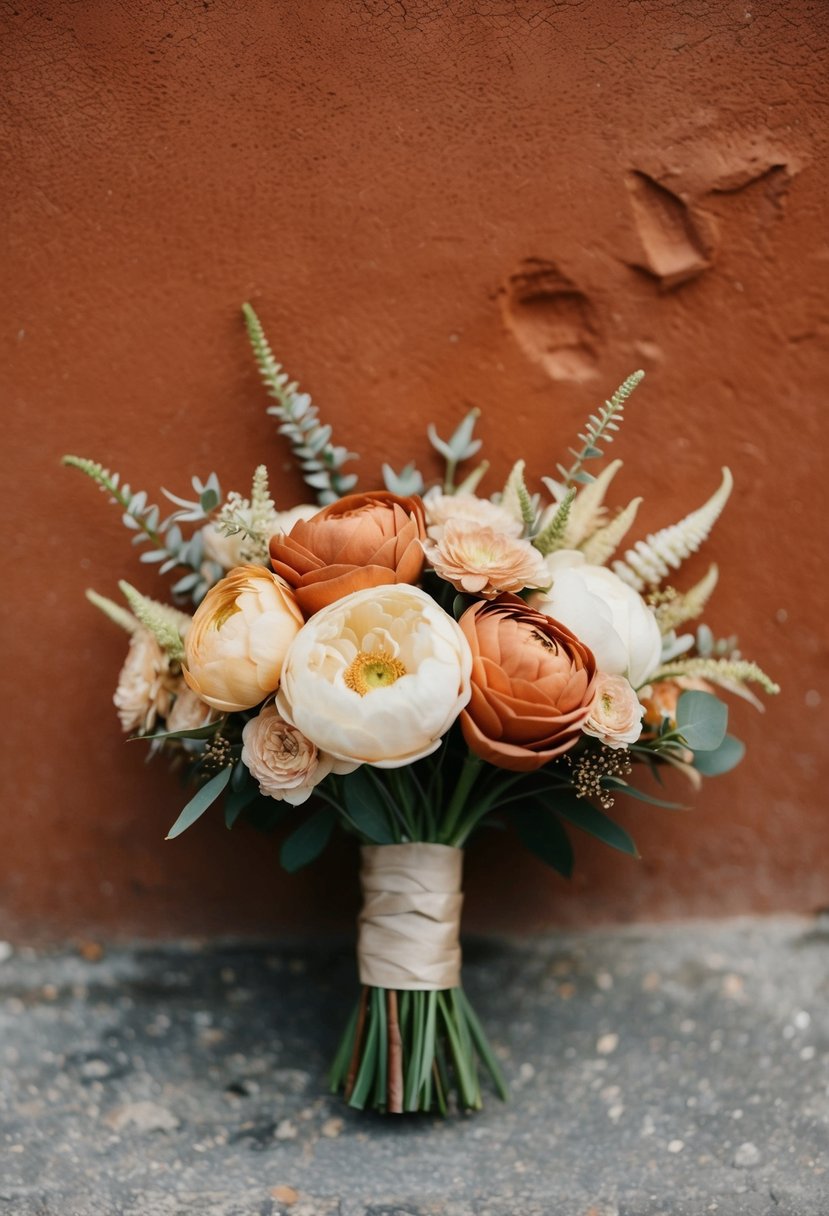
[241, 704, 354, 806]
[534, 550, 662, 688]
[582, 672, 645, 749]
[276, 584, 473, 768]
[114, 628, 177, 734]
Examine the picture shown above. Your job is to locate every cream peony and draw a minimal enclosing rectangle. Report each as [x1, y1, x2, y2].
[241, 704, 354, 805]
[423, 521, 551, 598]
[276, 584, 472, 768]
[423, 489, 523, 540]
[183, 565, 304, 712]
[201, 504, 318, 571]
[114, 628, 177, 734]
[582, 672, 645, 749]
[534, 551, 662, 688]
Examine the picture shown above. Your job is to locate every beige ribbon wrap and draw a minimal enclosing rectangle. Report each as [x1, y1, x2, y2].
[357, 843, 464, 991]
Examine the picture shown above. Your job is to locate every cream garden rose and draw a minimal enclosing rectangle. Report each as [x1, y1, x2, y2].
[166, 684, 217, 734]
[241, 704, 355, 805]
[276, 584, 472, 767]
[535, 550, 662, 688]
[183, 565, 303, 712]
[582, 672, 645, 749]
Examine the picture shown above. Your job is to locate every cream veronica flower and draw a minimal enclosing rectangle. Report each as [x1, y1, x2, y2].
[423, 521, 551, 598]
[276, 584, 472, 767]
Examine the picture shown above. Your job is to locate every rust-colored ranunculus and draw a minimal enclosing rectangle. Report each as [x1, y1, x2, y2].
[459, 594, 596, 771]
[269, 491, 427, 617]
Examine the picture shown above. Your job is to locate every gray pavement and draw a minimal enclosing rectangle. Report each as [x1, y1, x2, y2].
[1, 918, 827, 1216]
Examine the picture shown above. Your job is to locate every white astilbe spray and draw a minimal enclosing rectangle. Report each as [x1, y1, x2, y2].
[86, 589, 140, 635]
[580, 496, 643, 566]
[612, 467, 733, 590]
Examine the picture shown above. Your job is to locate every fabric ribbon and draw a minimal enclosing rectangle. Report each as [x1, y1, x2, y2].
[357, 843, 464, 991]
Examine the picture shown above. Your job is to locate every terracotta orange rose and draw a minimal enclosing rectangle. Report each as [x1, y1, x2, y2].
[459, 594, 596, 771]
[269, 491, 427, 617]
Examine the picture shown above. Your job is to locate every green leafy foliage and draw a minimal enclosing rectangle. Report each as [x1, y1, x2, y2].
[692, 734, 745, 776]
[675, 690, 728, 752]
[554, 794, 639, 857]
[511, 804, 574, 877]
[557, 370, 644, 488]
[242, 303, 357, 504]
[280, 806, 338, 872]
[165, 767, 232, 840]
[342, 769, 396, 843]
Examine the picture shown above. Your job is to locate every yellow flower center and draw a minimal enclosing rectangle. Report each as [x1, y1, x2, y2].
[343, 650, 407, 696]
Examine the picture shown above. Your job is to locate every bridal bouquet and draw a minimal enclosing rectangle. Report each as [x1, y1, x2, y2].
[66, 305, 778, 1115]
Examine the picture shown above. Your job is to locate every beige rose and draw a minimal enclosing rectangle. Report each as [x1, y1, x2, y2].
[423, 521, 551, 598]
[183, 565, 303, 712]
[241, 704, 349, 805]
[582, 672, 644, 749]
[166, 684, 217, 734]
[114, 628, 177, 734]
[423, 490, 523, 540]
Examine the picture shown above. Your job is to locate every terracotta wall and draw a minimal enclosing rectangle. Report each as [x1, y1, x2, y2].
[3, 1, 828, 941]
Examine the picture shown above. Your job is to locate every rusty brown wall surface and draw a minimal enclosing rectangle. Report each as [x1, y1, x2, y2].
[3, 1, 828, 941]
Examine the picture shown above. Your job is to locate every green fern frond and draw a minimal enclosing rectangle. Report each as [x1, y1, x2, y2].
[557, 370, 644, 488]
[533, 488, 576, 557]
[242, 303, 358, 504]
[118, 581, 189, 662]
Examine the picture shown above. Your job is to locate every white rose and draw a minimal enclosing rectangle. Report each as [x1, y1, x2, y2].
[276, 584, 473, 768]
[534, 550, 662, 688]
[241, 704, 353, 806]
[582, 672, 645, 749]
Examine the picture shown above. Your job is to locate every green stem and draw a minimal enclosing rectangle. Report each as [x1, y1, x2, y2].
[440, 755, 484, 844]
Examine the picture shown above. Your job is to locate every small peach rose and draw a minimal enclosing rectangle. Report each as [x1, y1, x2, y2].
[241, 704, 350, 805]
[423, 521, 551, 598]
[269, 491, 427, 617]
[582, 672, 645, 749]
[183, 565, 303, 712]
[114, 628, 177, 734]
[459, 594, 596, 771]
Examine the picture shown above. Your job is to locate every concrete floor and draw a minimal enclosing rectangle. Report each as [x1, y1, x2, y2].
[1, 918, 827, 1215]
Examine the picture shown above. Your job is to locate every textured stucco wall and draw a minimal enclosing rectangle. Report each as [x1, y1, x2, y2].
[3, 1, 828, 940]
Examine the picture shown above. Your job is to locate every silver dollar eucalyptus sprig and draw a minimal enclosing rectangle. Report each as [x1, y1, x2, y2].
[242, 303, 358, 505]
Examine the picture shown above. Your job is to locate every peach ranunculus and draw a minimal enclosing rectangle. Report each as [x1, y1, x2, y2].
[459, 594, 596, 771]
[269, 491, 427, 617]
[183, 565, 303, 712]
[582, 672, 645, 749]
[423, 521, 551, 598]
[423, 489, 523, 540]
[241, 704, 355, 806]
[114, 628, 178, 734]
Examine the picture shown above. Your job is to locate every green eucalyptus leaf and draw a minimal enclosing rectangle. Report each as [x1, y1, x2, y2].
[675, 690, 728, 751]
[692, 734, 746, 776]
[280, 806, 337, 872]
[511, 804, 574, 877]
[343, 768, 395, 843]
[130, 719, 223, 744]
[603, 779, 687, 810]
[165, 767, 231, 840]
[554, 794, 639, 858]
